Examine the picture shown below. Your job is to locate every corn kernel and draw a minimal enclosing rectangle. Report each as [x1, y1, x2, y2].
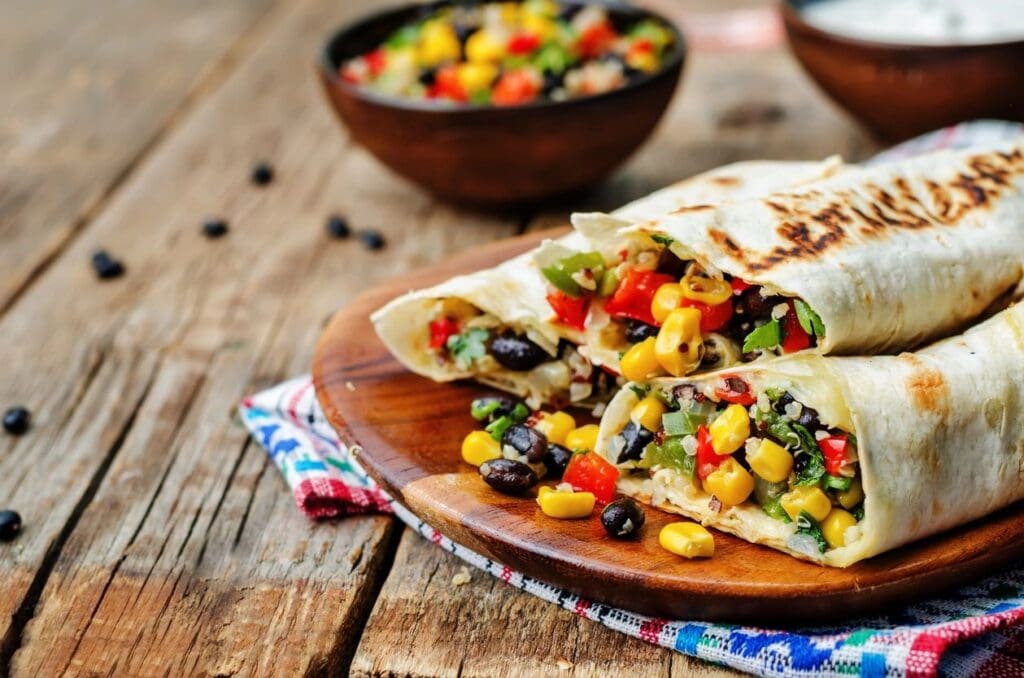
[456, 61, 498, 93]
[650, 283, 683, 324]
[701, 457, 754, 506]
[537, 486, 595, 518]
[837, 478, 864, 509]
[565, 424, 600, 452]
[679, 273, 732, 306]
[654, 308, 702, 377]
[821, 508, 857, 548]
[534, 411, 576, 446]
[631, 396, 667, 433]
[461, 430, 501, 466]
[781, 486, 832, 523]
[465, 29, 506, 62]
[746, 438, 793, 483]
[521, 12, 557, 39]
[625, 48, 659, 73]
[417, 22, 461, 66]
[708, 404, 750, 455]
[620, 337, 663, 382]
[659, 522, 714, 558]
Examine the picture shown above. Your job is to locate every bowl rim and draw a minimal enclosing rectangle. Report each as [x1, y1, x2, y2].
[780, 0, 1024, 52]
[319, 0, 687, 115]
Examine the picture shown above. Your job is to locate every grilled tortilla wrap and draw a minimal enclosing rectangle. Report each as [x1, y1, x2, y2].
[547, 143, 1024, 374]
[596, 302, 1024, 567]
[372, 159, 842, 407]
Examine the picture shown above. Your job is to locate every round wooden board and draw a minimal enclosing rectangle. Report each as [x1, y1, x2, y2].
[313, 228, 1024, 624]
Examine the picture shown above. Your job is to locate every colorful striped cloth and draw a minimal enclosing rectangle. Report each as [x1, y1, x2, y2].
[240, 122, 1024, 678]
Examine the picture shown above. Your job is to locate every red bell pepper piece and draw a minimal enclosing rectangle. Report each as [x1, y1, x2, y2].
[680, 298, 733, 333]
[819, 435, 848, 476]
[563, 452, 619, 503]
[492, 69, 541, 106]
[713, 374, 756, 406]
[428, 317, 460, 350]
[781, 302, 811, 354]
[730, 277, 753, 294]
[546, 291, 590, 331]
[429, 65, 467, 102]
[507, 31, 541, 55]
[695, 425, 722, 480]
[602, 268, 675, 326]
[577, 21, 618, 59]
[364, 49, 387, 77]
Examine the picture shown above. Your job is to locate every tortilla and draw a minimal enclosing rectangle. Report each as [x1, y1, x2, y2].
[372, 159, 843, 407]
[567, 143, 1024, 372]
[596, 302, 1024, 567]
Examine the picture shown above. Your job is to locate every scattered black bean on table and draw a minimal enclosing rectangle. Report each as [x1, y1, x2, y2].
[250, 161, 274, 186]
[479, 459, 537, 495]
[0, 510, 22, 542]
[202, 218, 229, 239]
[326, 215, 351, 239]
[601, 498, 646, 539]
[2, 406, 30, 435]
[358, 229, 386, 251]
[91, 250, 125, 280]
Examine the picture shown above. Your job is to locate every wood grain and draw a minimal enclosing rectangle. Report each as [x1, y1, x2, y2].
[351, 529, 744, 678]
[1, 0, 518, 674]
[0, 0, 276, 315]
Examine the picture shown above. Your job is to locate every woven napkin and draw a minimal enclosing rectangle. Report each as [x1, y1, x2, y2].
[240, 121, 1024, 678]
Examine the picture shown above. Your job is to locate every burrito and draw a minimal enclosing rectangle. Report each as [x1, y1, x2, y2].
[595, 302, 1024, 567]
[372, 159, 842, 408]
[533, 143, 1024, 380]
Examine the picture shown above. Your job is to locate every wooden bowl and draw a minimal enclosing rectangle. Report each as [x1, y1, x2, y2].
[318, 2, 685, 207]
[781, 0, 1024, 141]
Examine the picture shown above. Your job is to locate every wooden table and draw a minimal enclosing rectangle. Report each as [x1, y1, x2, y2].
[0, 0, 876, 674]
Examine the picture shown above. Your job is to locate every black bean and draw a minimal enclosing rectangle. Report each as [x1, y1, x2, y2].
[0, 510, 21, 542]
[793, 453, 809, 475]
[724, 377, 749, 396]
[358, 229, 386, 251]
[557, 4, 580, 21]
[542, 71, 564, 95]
[454, 22, 474, 45]
[251, 162, 274, 186]
[655, 247, 688, 278]
[202, 219, 229, 239]
[796, 405, 821, 430]
[502, 424, 548, 463]
[772, 391, 795, 415]
[91, 250, 125, 280]
[418, 66, 438, 86]
[601, 498, 646, 538]
[543, 443, 573, 478]
[614, 421, 653, 463]
[2, 407, 30, 435]
[737, 288, 776, 319]
[625, 320, 659, 343]
[479, 459, 537, 495]
[489, 332, 548, 371]
[326, 215, 351, 239]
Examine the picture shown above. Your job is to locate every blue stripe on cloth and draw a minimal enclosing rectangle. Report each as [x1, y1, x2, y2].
[674, 624, 706, 654]
[859, 651, 886, 677]
[293, 459, 327, 472]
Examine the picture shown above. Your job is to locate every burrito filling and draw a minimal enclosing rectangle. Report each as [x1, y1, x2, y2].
[538, 237, 826, 378]
[609, 374, 862, 554]
[427, 298, 617, 407]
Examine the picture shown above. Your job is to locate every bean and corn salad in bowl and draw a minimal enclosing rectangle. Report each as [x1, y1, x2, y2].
[340, 0, 676, 107]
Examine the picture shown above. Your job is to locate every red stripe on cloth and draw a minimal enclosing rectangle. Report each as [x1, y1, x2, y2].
[640, 618, 669, 644]
[907, 608, 1024, 678]
[574, 599, 591, 617]
[294, 478, 392, 519]
[286, 381, 312, 426]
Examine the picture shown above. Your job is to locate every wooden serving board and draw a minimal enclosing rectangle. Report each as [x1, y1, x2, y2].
[313, 228, 1024, 624]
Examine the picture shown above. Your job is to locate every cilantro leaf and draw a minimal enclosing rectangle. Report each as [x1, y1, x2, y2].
[446, 328, 489, 369]
[761, 495, 792, 523]
[796, 511, 829, 553]
[794, 299, 826, 337]
[742, 319, 781, 353]
[649, 233, 675, 246]
[753, 409, 825, 486]
[629, 384, 651, 400]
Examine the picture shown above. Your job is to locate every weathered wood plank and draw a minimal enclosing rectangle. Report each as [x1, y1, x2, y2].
[0, 0, 276, 315]
[351, 531, 745, 678]
[2, 0, 521, 674]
